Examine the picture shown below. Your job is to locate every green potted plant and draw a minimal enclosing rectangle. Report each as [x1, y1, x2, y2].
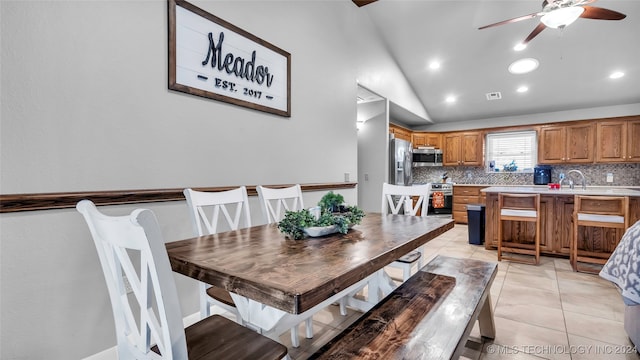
[318, 191, 345, 213]
[278, 192, 365, 240]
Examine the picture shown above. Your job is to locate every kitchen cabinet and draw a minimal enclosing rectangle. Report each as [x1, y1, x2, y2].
[443, 132, 483, 166]
[389, 123, 412, 142]
[412, 132, 442, 149]
[453, 186, 486, 224]
[538, 124, 594, 164]
[595, 118, 640, 163]
[553, 196, 574, 255]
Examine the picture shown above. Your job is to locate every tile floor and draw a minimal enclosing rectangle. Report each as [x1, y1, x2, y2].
[254, 224, 639, 360]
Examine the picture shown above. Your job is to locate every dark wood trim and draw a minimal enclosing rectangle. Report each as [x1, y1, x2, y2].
[0, 182, 357, 213]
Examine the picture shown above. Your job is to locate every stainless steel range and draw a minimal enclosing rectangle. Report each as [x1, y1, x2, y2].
[428, 183, 453, 215]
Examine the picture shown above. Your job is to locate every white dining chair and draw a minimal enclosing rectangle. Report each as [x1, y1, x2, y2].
[76, 200, 287, 360]
[257, 184, 304, 224]
[256, 184, 314, 345]
[183, 187, 251, 322]
[381, 182, 432, 282]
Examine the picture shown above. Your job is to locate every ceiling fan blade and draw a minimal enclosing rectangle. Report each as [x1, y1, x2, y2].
[352, 0, 377, 7]
[523, 22, 547, 45]
[580, 6, 626, 20]
[478, 12, 542, 30]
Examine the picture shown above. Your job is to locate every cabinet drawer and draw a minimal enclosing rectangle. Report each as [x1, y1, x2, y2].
[453, 210, 468, 224]
[453, 203, 474, 212]
[453, 186, 482, 196]
[454, 196, 480, 205]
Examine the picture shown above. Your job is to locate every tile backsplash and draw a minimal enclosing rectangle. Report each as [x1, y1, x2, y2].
[413, 163, 640, 186]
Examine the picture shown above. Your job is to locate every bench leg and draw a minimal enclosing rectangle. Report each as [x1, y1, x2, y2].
[290, 325, 300, 348]
[305, 317, 313, 339]
[478, 293, 496, 339]
[339, 297, 348, 316]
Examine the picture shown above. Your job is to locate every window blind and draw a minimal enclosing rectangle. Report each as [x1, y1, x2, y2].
[485, 130, 537, 172]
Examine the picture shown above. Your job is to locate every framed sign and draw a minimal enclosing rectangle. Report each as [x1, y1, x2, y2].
[168, 0, 291, 117]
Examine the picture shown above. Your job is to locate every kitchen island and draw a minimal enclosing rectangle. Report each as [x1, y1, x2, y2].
[481, 186, 640, 257]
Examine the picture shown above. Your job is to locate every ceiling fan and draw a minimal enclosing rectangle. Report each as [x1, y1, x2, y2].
[478, 0, 626, 45]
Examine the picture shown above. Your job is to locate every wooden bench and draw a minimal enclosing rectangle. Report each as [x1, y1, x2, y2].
[309, 255, 497, 360]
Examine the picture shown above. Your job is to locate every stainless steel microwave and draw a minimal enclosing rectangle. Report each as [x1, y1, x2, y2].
[412, 149, 443, 167]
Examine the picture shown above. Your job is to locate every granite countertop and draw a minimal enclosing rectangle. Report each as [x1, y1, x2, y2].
[480, 185, 640, 197]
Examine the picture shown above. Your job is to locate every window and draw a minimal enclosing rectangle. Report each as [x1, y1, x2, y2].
[485, 131, 537, 173]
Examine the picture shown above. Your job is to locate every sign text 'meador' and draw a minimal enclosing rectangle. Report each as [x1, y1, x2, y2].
[202, 32, 274, 88]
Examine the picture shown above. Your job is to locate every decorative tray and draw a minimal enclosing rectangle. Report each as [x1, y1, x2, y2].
[303, 225, 340, 237]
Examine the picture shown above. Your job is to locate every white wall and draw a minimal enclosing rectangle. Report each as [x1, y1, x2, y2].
[0, 1, 423, 358]
[357, 98, 388, 212]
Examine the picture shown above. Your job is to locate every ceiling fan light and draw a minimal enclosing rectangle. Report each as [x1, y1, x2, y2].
[540, 7, 585, 29]
[513, 43, 527, 51]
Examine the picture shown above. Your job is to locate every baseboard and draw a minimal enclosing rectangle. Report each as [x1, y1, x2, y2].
[82, 311, 208, 359]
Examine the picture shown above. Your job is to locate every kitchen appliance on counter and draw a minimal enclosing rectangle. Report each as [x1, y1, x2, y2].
[389, 137, 413, 186]
[412, 148, 443, 167]
[428, 183, 453, 215]
[533, 165, 551, 185]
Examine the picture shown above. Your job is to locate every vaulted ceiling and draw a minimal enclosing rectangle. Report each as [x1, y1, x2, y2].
[356, 0, 640, 126]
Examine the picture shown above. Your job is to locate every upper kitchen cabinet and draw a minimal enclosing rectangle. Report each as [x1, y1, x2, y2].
[596, 118, 640, 163]
[443, 131, 483, 166]
[412, 132, 442, 149]
[389, 123, 411, 142]
[538, 123, 594, 164]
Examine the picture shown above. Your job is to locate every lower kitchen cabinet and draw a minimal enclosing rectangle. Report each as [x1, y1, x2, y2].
[553, 195, 574, 255]
[453, 186, 486, 224]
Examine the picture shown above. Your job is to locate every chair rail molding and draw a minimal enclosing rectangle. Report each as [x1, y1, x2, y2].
[0, 182, 357, 213]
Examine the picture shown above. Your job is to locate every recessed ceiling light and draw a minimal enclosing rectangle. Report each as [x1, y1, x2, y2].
[609, 71, 624, 79]
[513, 43, 527, 51]
[508, 58, 539, 74]
[445, 95, 456, 103]
[429, 61, 441, 70]
[517, 86, 529, 93]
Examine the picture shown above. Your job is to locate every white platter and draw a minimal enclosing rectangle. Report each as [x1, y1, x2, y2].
[303, 225, 340, 237]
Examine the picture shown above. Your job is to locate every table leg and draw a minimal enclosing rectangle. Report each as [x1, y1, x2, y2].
[378, 268, 399, 296]
[230, 276, 374, 346]
[230, 294, 288, 332]
[478, 293, 496, 339]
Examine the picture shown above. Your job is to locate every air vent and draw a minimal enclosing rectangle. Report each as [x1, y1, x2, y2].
[486, 92, 502, 100]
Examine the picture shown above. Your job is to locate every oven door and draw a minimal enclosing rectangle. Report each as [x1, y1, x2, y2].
[427, 193, 452, 215]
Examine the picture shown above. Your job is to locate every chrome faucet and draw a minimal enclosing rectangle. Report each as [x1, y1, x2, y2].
[567, 169, 587, 190]
[558, 175, 572, 189]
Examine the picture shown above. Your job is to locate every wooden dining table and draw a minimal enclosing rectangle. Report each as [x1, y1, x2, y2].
[166, 212, 454, 336]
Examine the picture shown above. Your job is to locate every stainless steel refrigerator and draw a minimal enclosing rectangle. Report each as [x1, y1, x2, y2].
[389, 137, 413, 186]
